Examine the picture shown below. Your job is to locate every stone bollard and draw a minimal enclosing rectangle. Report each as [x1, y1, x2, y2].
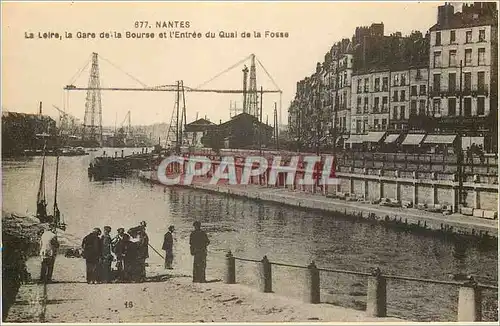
[260, 256, 272, 293]
[121, 150, 124, 158]
[305, 261, 320, 304]
[457, 277, 482, 322]
[225, 251, 236, 284]
[366, 267, 387, 317]
[115, 151, 118, 158]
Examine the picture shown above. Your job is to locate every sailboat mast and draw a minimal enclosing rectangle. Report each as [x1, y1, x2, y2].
[53, 154, 60, 216]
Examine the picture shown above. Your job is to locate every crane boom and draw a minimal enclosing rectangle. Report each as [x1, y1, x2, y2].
[64, 85, 281, 94]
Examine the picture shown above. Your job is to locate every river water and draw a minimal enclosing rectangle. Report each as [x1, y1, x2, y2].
[2, 148, 498, 322]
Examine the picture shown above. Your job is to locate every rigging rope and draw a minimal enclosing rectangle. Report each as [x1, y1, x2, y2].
[98, 54, 149, 88]
[193, 54, 252, 90]
[256, 57, 281, 92]
[68, 54, 93, 85]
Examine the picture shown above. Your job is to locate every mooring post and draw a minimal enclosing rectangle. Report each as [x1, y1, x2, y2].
[457, 276, 482, 322]
[225, 250, 236, 284]
[305, 261, 320, 304]
[366, 267, 387, 317]
[260, 255, 272, 293]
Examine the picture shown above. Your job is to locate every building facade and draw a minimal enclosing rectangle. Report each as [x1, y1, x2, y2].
[428, 2, 497, 150]
[288, 2, 497, 152]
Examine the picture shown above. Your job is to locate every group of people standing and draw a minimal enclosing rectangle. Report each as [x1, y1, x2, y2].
[81, 221, 149, 283]
[38, 220, 211, 285]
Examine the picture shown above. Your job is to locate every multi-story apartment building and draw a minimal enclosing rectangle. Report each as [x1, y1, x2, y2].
[288, 2, 496, 152]
[409, 67, 430, 117]
[389, 69, 410, 130]
[351, 70, 390, 134]
[429, 2, 497, 150]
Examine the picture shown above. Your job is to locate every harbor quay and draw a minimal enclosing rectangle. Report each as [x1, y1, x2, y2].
[3, 212, 497, 323]
[139, 150, 498, 238]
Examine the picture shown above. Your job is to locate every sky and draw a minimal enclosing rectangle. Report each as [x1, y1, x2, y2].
[2, 1, 444, 128]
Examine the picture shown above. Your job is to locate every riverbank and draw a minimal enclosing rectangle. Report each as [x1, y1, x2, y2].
[2, 212, 44, 320]
[5, 255, 403, 323]
[176, 179, 498, 239]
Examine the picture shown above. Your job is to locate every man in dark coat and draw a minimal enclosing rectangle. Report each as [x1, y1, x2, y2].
[111, 227, 126, 281]
[162, 225, 175, 269]
[82, 228, 102, 284]
[99, 226, 113, 283]
[189, 221, 210, 283]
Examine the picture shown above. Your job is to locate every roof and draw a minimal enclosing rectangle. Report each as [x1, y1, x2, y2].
[219, 112, 273, 130]
[402, 133, 426, 146]
[423, 134, 457, 145]
[429, 16, 497, 32]
[2, 112, 54, 120]
[185, 118, 217, 132]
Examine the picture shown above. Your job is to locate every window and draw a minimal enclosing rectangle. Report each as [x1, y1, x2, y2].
[374, 78, 380, 92]
[433, 51, 442, 68]
[464, 98, 471, 116]
[478, 72, 485, 91]
[363, 118, 368, 133]
[477, 97, 485, 115]
[382, 118, 387, 128]
[356, 120, 362, 133]
[448, 73, 456, 91]
[393, 74, 399, 86]
[357, 80, 361, 93]
[433, 99, 441, 116]
[466, 31, 472, 43]
[465, 49, 472, 66]
[393, 106, 398, 120]
[356, 96, 362, 112]
[342, 117, 346, 131]
[393, 90, 398, 102]
[416, 69, 422, 80]
[433, 74, 441, 92]
[401, 73, 406, 86]
[363, 97, 369, 112]
[478, 48, 485, 65]
[364, 78, 369, 92]
[450, 30, 456, 43]
[464, 72, 471, 91]
[448, 98, 456, 116]
[374, 97, 380, 112]
[343, 72, 347, 85]
[435, 31, 441, 46]
[374, 119, 379, 127]
[400, 90, 406, 101]
[400, 106, 406, 120]
[419, 100, 426, 115]
[419, 85, 426, 95]
[479, 29, 485, 42]
[382, 97, 388, 111]
[411, 100, 417, 115]
[411, 86, 417, 96]
[382, 77, 388, 91]
[449, 50, 457, 66]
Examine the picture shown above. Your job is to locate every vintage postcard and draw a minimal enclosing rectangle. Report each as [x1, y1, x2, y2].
[1, 1, 498, 324]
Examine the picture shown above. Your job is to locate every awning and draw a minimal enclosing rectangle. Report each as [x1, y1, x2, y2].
[384, 134, 400, 144]
[424, 134, 457, 145]
[364, 132, 386, 143]
[462, 136, 484, 149]
[345, 134, 365, 144]
[402, 134, 426, 146]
